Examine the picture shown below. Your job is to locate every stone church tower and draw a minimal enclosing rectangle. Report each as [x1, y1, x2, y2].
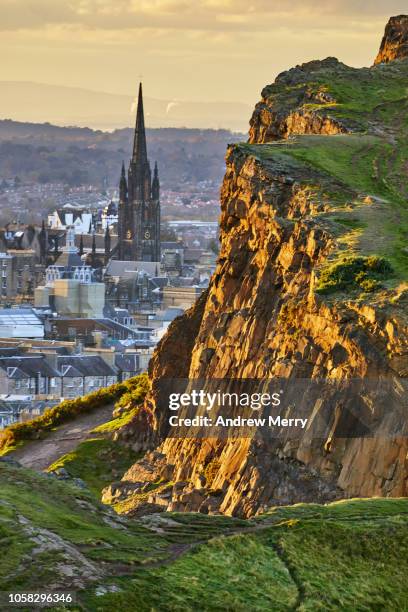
[117, 84, 161, 261]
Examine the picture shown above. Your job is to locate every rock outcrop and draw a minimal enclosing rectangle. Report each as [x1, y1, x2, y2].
[248, 58, 353, 144]
[111, 19, 408, 518]
[374, 15, 408, 65]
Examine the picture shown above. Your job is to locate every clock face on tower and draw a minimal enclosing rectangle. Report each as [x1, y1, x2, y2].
[144, 230, 151, 239]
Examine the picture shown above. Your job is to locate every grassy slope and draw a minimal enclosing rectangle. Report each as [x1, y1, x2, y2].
[46, 409, 141, 497]
[263, 59, 408, 131]
[242, 133, 408, 287]
[46, 437, 141, 497]
[1, 461, 407, 611]
[252, 59, 408, 290]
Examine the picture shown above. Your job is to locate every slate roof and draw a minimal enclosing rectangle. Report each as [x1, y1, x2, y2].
[106, 260, 160, 278]
[57, 355, 117, 378]
[115, 353, 140, 373]
[53, 250, 83, 268]
[0, 356, 60, 378]
[52, 317, 138, 338]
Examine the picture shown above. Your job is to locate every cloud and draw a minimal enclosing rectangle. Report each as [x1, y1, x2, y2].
[0, 0, 407, 32]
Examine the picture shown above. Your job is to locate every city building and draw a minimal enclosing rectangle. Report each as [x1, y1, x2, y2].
[47, 317, 152, 346]
[101, 201, 118, 231]
[0, 355, 60, 395]
[57, 355, 117, 398]
[162, 285, 205, 310]
[48, 205, 94, 234]
[0, 397, 57, 429]
[0, 308, 44, 338]
[115, 84, 161, 262]
[161, 241, 184, 274]
[34, 227, 105, 318]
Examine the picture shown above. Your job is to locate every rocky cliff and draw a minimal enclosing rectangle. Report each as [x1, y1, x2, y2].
[110, 18, 408, 518]
[374, 14, 408, 65]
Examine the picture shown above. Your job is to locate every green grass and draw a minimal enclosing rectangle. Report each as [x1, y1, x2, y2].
[315, 255, 393, 294]
[0, 375, 148, 454]
[0, 463, 170, 592]
[261, 58, 408, 131]
[241, 134, 408, 287]
[1, 461, 407, 611]
[82, 497, 408, 612]
[250, 58, 408, 292]
[46, 437, 141, 497]
[89, 534, 298, 612]
[92, 407, 138, 434]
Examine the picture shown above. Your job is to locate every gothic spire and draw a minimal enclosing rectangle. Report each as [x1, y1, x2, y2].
[132, 83, 148, 165]
[152, 160, 160, 200]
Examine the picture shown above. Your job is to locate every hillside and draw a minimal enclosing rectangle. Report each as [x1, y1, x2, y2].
[110, 17, 408, 517]
[1, 459, 408, 610]
[0, 120, 239, 188]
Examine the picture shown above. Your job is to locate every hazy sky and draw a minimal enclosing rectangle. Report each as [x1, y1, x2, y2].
[1, 1, 407, 106]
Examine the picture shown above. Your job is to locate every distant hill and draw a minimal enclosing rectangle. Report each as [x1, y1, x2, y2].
[0, 119, 244, 188]
[0, 81, 251, 132]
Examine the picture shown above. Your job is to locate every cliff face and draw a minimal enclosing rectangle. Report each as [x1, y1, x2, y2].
[374, 15, 408, 65]
[111, 19, 408, 518]
[248, 57, 353, 144]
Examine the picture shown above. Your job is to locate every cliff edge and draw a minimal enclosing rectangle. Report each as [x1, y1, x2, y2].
[110, 18, 408, 518]
[374, 14, 408, 65]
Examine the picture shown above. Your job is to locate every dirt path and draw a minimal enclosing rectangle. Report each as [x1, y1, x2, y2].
[8, 404, 114, 471]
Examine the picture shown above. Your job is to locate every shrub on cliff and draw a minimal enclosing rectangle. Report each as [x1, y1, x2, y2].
[113, 373, 150, 418]
[0, 374, 149, 452]
[316, 255, 393, 294]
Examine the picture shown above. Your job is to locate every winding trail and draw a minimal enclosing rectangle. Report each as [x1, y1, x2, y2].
[7, 404, 114, 471]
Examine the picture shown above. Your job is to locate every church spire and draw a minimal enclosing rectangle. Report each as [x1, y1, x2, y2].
[119, 160, 127, 201]
[152, 161, 160, 200]
[132, 83, 148, 164]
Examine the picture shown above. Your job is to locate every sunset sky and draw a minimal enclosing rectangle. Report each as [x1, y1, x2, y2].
[1, 1, 407, 108]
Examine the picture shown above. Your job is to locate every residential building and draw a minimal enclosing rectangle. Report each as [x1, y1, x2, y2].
[57, 355, 117, 398]
[48, 206, 94, 234]
[0, 355, 60, 396]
